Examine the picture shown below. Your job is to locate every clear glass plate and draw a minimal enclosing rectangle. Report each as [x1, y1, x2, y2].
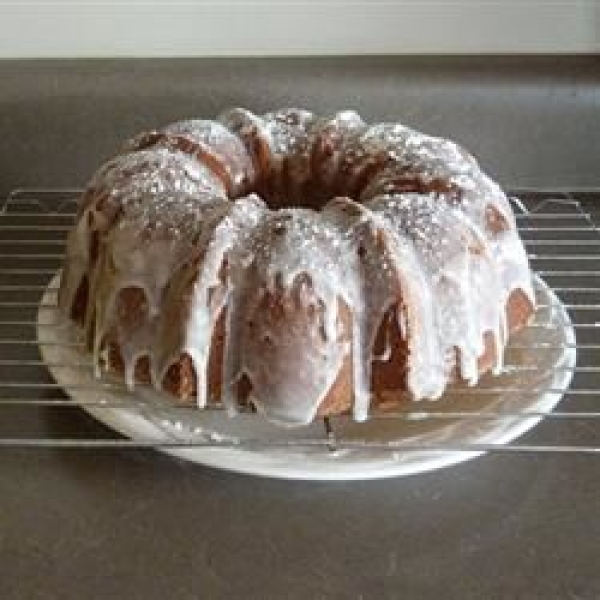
[38, 274, 575, 480]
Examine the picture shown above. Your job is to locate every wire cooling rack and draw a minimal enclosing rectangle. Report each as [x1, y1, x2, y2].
[0, 187, 599, 456]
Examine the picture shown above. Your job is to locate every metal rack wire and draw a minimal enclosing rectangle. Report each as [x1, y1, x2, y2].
[0, 187, 599, 455]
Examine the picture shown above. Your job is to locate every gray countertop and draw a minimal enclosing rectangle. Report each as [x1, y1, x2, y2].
[0, 56, 599, 599]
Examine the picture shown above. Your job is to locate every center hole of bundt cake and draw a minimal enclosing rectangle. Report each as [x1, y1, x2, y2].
[253, 183, 335, 212]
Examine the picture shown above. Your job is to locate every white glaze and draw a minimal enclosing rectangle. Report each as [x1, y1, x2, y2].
[58, 108, 536, 426]
[230, 209, 357, 424]
[124, 119, 256, 196]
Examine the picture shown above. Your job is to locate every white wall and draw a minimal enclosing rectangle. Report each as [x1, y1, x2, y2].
[0, 1, 598, 57]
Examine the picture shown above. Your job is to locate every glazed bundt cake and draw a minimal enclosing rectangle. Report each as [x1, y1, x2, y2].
[58, 108, 535, 425]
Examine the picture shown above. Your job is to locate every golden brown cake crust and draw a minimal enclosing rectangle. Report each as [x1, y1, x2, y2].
[99, 283, 534, 417]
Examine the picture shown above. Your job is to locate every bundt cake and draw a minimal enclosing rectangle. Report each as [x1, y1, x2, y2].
[58, 108, 535, 425]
